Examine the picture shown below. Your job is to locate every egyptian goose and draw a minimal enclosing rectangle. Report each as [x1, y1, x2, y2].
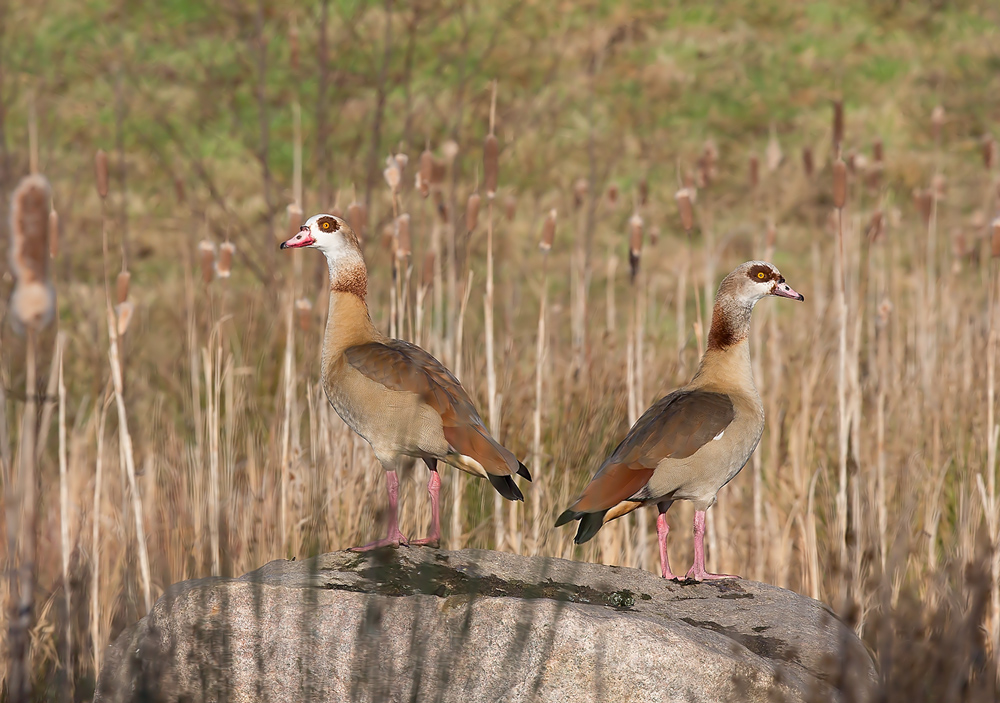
[556, 261, 803, 580]
[281, 214, 530, 550]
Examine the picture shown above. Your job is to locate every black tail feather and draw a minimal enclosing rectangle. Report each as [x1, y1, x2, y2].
[554, 508, 608, 544]
[488, 473, 524, 501]
[517, 462, 532, 481]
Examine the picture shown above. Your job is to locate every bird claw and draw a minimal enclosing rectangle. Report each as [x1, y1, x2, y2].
[684, 567, 739, 582]
[349, 530, 410, 552]
[408, 535, 440, 548]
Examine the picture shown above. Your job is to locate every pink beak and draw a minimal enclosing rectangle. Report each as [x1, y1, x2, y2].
[280, 225, 315, 250]
[773, 280, 805, 301]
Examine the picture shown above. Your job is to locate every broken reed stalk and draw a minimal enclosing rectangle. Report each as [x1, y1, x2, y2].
[833, 157, 850, 587]
[450, 270, 475, 549]
[532, 210, 556, 551]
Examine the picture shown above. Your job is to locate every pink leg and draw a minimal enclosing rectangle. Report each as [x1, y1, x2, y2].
[685, 509, 738, 581]
[350, 470, 409, 551]
[410, 463, 441, 547]
[656, 501, 678, 580]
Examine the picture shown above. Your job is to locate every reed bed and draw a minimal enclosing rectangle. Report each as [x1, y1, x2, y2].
[3, 4, 1000, 701]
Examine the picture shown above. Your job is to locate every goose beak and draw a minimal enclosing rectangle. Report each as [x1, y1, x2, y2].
[773, 281, 805, 301]
[280, 226, 315, 250]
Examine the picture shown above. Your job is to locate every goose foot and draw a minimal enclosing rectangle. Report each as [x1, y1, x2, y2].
[349, 529, 409, 552]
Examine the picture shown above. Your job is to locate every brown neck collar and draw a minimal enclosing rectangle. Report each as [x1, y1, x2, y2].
[706, 296, 754, 352]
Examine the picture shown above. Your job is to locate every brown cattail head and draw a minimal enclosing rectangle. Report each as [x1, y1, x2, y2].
[466, 192, 481, 231]
[174, 177, 186, 205]
[832, 99, 844, 152]
[931, 173, 946, 200]
[441, 140, 459, 164]
[649, 224, 660, 246]
[198, 239, 216, 285]
[395, 214, 411, 259]
[95, 149, 109, 199]
[607, 183, 619, 206]
[638, 178, 649, 207]
[765, 221, 777, 250]
[951, 229, 966, 266]
[873, 138, 884, 165]
[422, 251, 435, 287]
[991, 217, 1000, 258]
[394, 153, 409, 171]
[347, 201, 366, 240]
[931, 105, 945, 140]
[430, 158, 447, 188]
[573, 178, 588, 209]
[217, 242, 235, 278]
[983, 135, 996, 171]
[383, 155, 402, 193]
[483, 133, 500, 198]
[802, 147, 814, 178]
[295, 297, 312, 332]
[675, 188, 695, 231]
[504, 194, 517, 221]
[749, 154, 760, 189]
[116, 270, 131, 304]
[9, 174, 55, 331]
[433, 190, 448, 223]
[48, 208, 59, 259]
[628, 213, 643, 282]
[832, 159, 847, 209]
[539, 208, 557, 253]
[419, 148, 433, 197]
[866, 209, 885, 243]
[286, 202, 304, 240]
[115, 301, 135, 336]
[845, 149, 857, 174]
[914, 188, 933, 226]
[289, 19, 300, 71]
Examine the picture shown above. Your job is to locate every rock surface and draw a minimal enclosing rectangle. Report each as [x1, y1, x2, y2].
[95, 548, 874, 702]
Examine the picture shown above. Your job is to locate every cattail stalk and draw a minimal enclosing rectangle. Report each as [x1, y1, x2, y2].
[279, 296, 295, 548]
[531, 217, 554, 551]
[833, 157, 850, 584]
[56, 334, 72, 688]
[91, 393, 111, 677]
[450, 270, 474, 550]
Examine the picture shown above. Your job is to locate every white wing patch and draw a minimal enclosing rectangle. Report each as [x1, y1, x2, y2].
[713, 430, 725, 441]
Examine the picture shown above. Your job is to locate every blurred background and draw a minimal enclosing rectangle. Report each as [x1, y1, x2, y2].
[2, 0, 1000, 699]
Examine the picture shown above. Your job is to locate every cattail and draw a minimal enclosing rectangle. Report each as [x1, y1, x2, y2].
[441, 140, 459, 164]
[539, 208, 556, 252]
[607, 183, 619, 206]
[802, 147, 814, 178]
[48, 208, 59, 259]
[115, 301, 135, 336]
[675, 188, 695, 231]
[992, 217, 1000, 258]
[422, 251, 435, 287]
[649, 224, 660, 246]
[702, 139, 719, 171]
[295, 297, 312, 331]
[983, 135, 996, 171]
[466, 192, 481, 231]
[483, 133, 499, 198]
[638, 179, 649, 207]
[832, 159, 847, 209]
[832, 99, 844, 152]
[951, 229, 966, 264]
[430, 158, 447, 187]
[347, 201, 366, 239]
[628, 213, 643, 281]
[217, 242, 235, 278]
[116, 270, 131, 305]
[765, 221, 777, 250]
[846, 149, 857, 174]
[914, 189, 933, 226]
[394, 152, 409, 171]
[766, 130, 782, 172]
[9, 174, 55, 331]
[419, 148, 433, 197]
[330, 204, 343, 218]
[383, 155, 401, 193]
[198, 240, 216, 285]
[504, 194, 517, 221]
[866, 209, 885, 243]
[289, 18, 300, 71]
[395, 214, 411, 259]
[95, 149, 109, 199]
[931, 173, 946, 200]
[749, 154, 760, 189]
[174, 177, 186, 204]
[433, 190, 448, 223]
[573, 178, 588, 209]
[286, 203, 303, 240]
[931, 105, 945, 140]
[873, 138, 884, 165]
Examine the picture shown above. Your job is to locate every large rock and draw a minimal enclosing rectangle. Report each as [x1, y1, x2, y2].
[95, 548, 874, 702]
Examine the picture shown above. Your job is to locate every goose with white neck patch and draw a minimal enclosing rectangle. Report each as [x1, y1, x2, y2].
[556, 261, 803, 581]
[282, 214, 531, 551]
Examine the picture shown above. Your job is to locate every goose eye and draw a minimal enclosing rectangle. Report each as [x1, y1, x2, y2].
[321, 221, 331, 230]
[757, 271, 766, 279]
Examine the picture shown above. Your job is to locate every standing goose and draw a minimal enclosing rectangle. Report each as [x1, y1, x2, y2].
[556, 261, 803, 580]
[282, 214, 530, 550]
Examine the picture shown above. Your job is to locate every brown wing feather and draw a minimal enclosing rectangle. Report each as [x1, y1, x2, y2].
[568, 389, 735, 513]
[344, 340, 517, 476]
